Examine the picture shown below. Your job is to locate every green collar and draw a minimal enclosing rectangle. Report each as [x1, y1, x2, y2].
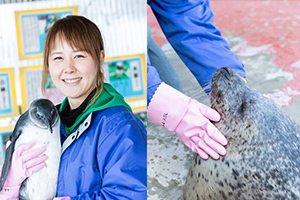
[59, 83, 132, 135]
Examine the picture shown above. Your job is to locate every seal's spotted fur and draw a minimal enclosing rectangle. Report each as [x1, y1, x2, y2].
[183, 68, 300, 200]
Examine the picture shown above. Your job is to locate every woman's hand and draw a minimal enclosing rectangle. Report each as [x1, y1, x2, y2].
[3, 142, 48, 187]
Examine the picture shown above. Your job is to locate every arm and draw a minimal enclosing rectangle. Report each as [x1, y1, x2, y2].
[68, 116, 147, 199]
[147, 54, 162, 105]
[99, 119, 147, 199]
[148, 0, 245, 94]
[147, 53, 227, 159]
[0, 142, 47, 200]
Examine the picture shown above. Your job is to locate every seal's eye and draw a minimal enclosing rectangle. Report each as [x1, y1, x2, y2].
[238, 102, 246, 114]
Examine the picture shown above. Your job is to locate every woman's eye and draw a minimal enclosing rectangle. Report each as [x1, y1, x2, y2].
[75, 55, 84, 59]
[53, 56, 62, 60]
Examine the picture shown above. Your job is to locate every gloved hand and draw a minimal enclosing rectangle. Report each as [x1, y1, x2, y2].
[147, 82, 227, 159]
[0, 142, 48, 199]
[53, 197, 71, 200]
[0, 186, 20, 200]
[4, 142, 48, 187]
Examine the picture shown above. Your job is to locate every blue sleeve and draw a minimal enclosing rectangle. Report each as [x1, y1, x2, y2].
[71, 115, 147, 199]
[98, 116, 147, 200]
[147, 54, 162, 106]
[148, 0, 245, 94]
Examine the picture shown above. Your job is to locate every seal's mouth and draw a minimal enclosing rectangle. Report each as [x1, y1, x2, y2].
[210, 71, 223, 106]
[210, 81, 222, 116]
[210, 68, 232, 115]
[210, 84, 221, 103]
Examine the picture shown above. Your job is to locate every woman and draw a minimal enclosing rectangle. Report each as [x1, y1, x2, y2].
[0, 15, 147, 199]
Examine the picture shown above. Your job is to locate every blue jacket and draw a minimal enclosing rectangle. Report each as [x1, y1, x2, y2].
[56, 106, 147, 199]
[147, 0, 246, 104]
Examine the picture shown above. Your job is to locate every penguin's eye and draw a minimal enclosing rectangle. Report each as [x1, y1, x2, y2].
[36, 112, 42, 118]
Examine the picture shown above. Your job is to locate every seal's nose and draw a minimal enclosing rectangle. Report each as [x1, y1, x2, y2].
[223, 67, 232, 75]
[220, 67, 233, 81]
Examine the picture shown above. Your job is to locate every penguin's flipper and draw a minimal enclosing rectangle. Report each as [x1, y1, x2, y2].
[0, 112, 28, 191]
[0, 139, 16, 191]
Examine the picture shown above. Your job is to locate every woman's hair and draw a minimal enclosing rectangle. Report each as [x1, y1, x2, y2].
[42, 15, 105, 106]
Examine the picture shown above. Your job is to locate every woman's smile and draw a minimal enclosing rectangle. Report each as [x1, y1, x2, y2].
[62, 77, 82, 84]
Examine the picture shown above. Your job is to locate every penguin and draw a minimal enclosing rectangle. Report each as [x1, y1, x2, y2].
[0, 98, 61, 200]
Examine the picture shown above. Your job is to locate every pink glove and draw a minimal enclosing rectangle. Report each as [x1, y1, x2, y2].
[0, 142, 48, 199]
[0, 186, 20, 200]
[4, 142, 48, 187]
[148, 82, 227, 159]
[53, 197, 71, 200]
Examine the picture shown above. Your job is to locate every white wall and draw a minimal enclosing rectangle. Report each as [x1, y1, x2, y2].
[0, 0, 146, 126]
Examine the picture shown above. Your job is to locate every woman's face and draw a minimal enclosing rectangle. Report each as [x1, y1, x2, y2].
[48, 38, 97, 109]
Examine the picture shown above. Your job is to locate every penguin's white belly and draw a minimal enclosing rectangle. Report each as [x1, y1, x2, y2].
[16, 120, 61, 200]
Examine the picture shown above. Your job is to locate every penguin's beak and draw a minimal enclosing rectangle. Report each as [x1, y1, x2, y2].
[42, 115, 53, 134]
[48, 120, 53, 134]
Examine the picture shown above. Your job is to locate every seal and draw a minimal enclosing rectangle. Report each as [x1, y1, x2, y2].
[183, 67, 300, 200]
[0, 98, 61, 200]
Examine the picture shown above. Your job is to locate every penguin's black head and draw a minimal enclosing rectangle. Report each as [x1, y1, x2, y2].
[28, 99, 59, 133]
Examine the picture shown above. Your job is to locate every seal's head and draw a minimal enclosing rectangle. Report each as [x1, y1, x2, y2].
[210, 68, 264, 138]
[209, 67, 278, 149]
[28, 99, 59, 133]
[211, 67, 255, 118]
[184, 67, 300, 200]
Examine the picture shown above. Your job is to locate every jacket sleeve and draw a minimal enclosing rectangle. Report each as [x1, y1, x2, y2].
[69, 114, 147, 200]
[148, 0, 245, 94]
[99, 117, 147, 199]
[147, 53, 162, 106]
